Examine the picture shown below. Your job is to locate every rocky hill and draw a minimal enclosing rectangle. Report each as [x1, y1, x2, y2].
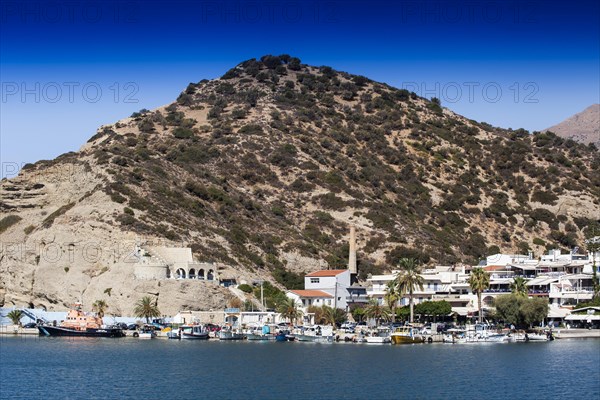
[1, 55, 599, 314]
[545, 104, 600, 149]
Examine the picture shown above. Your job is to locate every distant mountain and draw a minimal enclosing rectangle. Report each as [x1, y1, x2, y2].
[545, 104, 599, 149]
[1, 55, 599, 313]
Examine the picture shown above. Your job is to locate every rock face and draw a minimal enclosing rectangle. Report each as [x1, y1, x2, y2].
[1, 55, 599, 314]
[544, 104, 600, 149]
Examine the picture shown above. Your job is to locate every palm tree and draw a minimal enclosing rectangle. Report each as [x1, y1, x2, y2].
[92, 300, 108, 318]
[469, 267, 490, 323]
[133, 296, 161, 323]
[384, 281, 399, 323]
[321, 306, 346, 327]
[277, 297, 303, 326]
[7, 310, 23, 326]
[364, 299, 391, 326]
[510, 276, 529, 297]
[394, 258, 424, 323]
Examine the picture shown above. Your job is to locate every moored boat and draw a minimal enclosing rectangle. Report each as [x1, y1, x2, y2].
[37, 303, 125, 338]
[390, 325, 424, 344]
[294, 325, 334, 343]
[364, 327, 392, 344]
[218, 328, 244, 340]
[245, 324, 277, 341]
[179, 325, 209, 340]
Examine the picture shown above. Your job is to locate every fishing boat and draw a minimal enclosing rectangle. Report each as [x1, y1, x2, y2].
[509, 331, 550, 342]
[137, 329, 156, 339]
[295, 325, 334, 343]
[443, 328, 466, 343]
[458, 324, 509, 343]
[364, 327, 392, 344]
[245, 325, 277, 341]
[37, 303, 125, 338]
[218, 327, 244, 340]
[179, 324, 209, 340]
[390, 325, 424, 344]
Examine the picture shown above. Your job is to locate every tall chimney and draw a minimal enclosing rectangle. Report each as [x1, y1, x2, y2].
[348, 225, 357, 275]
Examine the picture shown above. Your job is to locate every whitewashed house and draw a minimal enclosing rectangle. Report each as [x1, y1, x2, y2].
[304, 269, 352, 310]
[286, 289, 334, 310]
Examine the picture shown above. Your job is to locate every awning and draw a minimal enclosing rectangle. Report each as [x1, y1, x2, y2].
[526, 276, 558, 286]
[565, 314, 600, 321]
[451, 307, 478, 316]
[547, 308, 571, 319]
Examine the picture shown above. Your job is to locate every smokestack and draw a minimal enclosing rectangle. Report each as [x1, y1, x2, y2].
[348, 225, 357, 275]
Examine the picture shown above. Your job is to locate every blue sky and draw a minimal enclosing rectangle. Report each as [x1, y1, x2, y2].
[1, 0, 599, 178]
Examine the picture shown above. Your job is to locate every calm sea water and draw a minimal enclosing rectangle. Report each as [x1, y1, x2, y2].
[1, 337, 598, 400]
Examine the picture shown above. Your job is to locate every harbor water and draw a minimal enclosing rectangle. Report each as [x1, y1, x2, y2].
[0, 337, 598, 399]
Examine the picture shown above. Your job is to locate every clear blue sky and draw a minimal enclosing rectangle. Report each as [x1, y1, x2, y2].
[1, 0, 599, 178]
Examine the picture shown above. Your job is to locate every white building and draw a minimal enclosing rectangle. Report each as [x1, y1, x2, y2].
[286, 290, 334, 311]
[485, 253, 533, 267]
[304, 269, 351, 310]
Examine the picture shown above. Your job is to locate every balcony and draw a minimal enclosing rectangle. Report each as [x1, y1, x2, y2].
[346, 295, 369, 304]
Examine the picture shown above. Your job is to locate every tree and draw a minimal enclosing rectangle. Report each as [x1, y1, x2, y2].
[364, 299, 390, 326]
[494, 294, 548, 328]
[510, 276, 529, 297]
[521, 298, 549, 327]
[350, 305, 365, 323]
[92, 300, 108, 319]
[133, 296, 161, 323]
[413, 300, 452, 322]
[383, 280, 399, 323]
[7, 310, 23, 326]
[393, 258, 424, 323]
[277, 297, 303, 325]
[321, 306, 346, 327]
[469, 267, 490, 323]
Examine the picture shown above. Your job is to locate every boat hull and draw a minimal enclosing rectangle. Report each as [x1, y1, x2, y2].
[218, 332, 244, 340]
[390, 335, 424, 344]
[246, 334, 276, 341]
[365, 336, 391, 344]
[181, 333, 209, 340]
[38, 325, 125, 338]
[296, 334, 333, 343]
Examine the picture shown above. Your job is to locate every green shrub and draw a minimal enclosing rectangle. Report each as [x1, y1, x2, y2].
[531, 189, 558, 205]
[0, 215, 22, 233]
[238, 284, 253, 293]
[42, 203, 75, 228]
[173, 127, 194, 139]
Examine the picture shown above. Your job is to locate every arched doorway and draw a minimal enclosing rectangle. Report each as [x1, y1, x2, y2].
[176, 268, 186, 279]
[189, 268, 196, 279]
[198, 269, 205, 280]
[207, 269, 214, 281]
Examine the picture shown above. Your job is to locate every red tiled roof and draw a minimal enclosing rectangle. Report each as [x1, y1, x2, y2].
[483, 265, 507, 271]
[306, 269, 348, 277]
[290, 290, 333, 298]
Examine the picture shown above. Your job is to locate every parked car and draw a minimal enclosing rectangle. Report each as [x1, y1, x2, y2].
[23, 322, 37, 328]
[127, 323, 139, 330]
[114, 322, 128, 330]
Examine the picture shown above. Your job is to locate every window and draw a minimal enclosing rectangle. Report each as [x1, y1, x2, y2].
[310, 278, 319, 284]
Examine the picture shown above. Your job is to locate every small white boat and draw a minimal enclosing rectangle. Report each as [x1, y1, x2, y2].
[218, 329, 244, 340]
[364, 327, 391, 344]
[510, 331, 549, 342]
[137, 330, 156, 339]
[460, 324, 508, 343]
[294, 325, 334, 343]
